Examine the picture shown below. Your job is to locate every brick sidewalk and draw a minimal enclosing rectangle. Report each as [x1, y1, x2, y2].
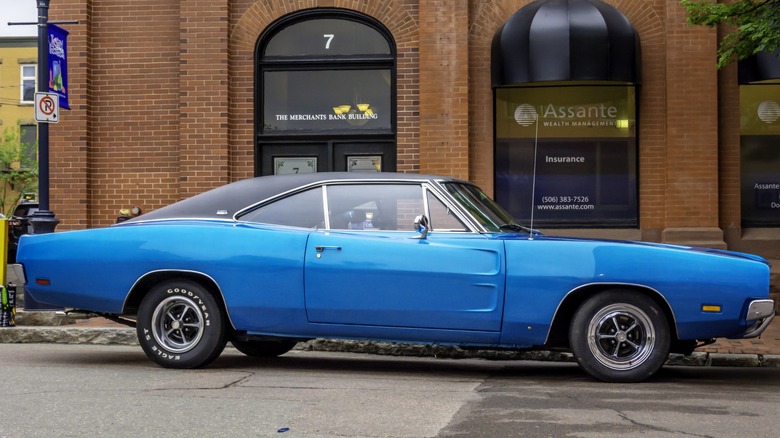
[697, 319, 780, 355]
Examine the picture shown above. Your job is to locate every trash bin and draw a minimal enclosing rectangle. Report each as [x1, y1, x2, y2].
[1, 284, 15, 327]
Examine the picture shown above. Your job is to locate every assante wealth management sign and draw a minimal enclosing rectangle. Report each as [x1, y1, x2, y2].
[496, 86, 635, 139]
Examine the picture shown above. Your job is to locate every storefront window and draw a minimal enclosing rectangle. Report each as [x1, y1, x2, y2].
[740, 84, 780, 227]
[263, 69, 391, 132]
[495, 85, 638, 228]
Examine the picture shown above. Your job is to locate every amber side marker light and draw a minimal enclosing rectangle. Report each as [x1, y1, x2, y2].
[702, 305, 722, 313]
[35, 279, 51, 286]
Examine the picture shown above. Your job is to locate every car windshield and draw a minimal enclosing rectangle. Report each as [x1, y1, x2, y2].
[441, 182, 522, 233]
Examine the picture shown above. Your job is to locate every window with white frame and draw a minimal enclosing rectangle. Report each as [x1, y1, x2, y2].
[19, 124, 38, 165]
[20, 64, 36, 103]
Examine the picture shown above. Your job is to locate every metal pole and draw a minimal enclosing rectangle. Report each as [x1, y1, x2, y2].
[30, 0, 60, 234]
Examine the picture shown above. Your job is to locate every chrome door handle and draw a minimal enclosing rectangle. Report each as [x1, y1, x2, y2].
[315, 246, 342, 252]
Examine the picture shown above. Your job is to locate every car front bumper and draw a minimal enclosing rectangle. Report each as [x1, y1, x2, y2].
[743, 299, 776, 339]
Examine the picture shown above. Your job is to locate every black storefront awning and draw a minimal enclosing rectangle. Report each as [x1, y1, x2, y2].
[492, 0, 640, 87]
[739, 50, 780, 84]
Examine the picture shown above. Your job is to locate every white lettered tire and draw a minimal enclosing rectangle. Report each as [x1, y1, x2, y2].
[137, 279, 227, 368]
[569, 290, 671, 383]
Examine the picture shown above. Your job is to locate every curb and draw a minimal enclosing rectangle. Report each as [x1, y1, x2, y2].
[0, 326, 137, 345]
[1, 326, 779, 367]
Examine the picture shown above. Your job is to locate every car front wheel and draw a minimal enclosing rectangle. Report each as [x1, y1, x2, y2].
[137, 279, 227, 368]
[569, 290, 670, 383]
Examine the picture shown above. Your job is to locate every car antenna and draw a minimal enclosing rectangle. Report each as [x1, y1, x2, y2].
[528, 111, 540, 241]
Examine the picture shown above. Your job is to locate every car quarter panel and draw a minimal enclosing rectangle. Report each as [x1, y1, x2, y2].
[18, 221, 311, 331]
[500, 237, 771, 345]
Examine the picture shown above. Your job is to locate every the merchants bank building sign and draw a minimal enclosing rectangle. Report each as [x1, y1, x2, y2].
[274, 107, 379, 123]
[266, 102, 385, 131]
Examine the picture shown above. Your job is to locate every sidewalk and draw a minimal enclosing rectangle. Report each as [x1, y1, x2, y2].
[699, 317, 780, 355]
[2, 314, 779, 368]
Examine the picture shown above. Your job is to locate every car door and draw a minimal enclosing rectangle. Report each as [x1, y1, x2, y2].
[304, 182, 505, 333]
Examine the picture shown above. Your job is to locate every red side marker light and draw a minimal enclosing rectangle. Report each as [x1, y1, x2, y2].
[36, 278, 51, 286]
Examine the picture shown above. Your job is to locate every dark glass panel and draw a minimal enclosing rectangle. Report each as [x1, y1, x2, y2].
[494, 86, 638, 227]
[740, 85, 780, 227]
[239, 188, 325, 228]
[263, 69, 392, 132]
[741, 136, 780, 227]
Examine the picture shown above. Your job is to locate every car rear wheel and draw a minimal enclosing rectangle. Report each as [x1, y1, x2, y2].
[569, 290, 670, 383]
[137, 279, 227, 369]
[231, 339, 298, 357]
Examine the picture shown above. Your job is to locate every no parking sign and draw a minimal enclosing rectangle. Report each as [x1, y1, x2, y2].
[34, 92, 59, 123]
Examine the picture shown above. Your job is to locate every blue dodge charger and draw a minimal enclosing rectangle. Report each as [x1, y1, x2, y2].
[16, 173, 775, 382]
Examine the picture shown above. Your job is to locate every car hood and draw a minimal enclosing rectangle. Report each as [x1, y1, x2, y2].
[501, 234, 770, 266]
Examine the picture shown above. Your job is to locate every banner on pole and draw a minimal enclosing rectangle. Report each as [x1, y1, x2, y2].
[48, 24, 70, 110]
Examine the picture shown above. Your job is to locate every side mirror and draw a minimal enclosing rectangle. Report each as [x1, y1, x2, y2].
[413, 214, 430, 240]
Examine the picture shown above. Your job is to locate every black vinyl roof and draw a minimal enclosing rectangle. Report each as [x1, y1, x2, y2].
[492, 0, 640, 86]
[122, 172, 459, 223]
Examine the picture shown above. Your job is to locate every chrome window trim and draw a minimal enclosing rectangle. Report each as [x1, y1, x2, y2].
[422, 184, 475, 233]
[321, 185, 330, 230]
[234, 177, 432, 220]
[235, 177, 484, 233]
[429, 179, 494, 233]
[114, 218, 236, 226]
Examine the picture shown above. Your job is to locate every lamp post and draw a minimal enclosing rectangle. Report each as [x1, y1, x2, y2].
[30, 0, 60, 234]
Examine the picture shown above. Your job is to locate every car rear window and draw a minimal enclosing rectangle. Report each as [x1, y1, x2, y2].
[237, 187, 325, 228]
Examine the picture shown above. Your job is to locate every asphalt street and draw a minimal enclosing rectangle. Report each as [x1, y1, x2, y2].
[1, 344, 779, 437]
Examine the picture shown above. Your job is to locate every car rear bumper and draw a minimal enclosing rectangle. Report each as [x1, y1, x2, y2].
[743, 299, 776, 339]
[12, 264, 26, 286]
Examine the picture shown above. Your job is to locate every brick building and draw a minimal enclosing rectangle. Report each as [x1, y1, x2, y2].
[46, 0, 779, 281]
[0, 36, 38, 214]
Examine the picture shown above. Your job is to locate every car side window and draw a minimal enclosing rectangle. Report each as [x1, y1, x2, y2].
[238, 187, 325, 228]
[427, 192, 467, 231]
[326, 184, 424, 231]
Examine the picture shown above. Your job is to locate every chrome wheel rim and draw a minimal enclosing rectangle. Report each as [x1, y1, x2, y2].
[587, 303, 655, 371]
[151, 295, 205, 354]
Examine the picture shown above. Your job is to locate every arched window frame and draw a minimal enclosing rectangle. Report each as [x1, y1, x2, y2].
[254, 9, 398, 175]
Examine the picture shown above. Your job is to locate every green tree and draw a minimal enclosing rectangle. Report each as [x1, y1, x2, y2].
[682, 0, 780, 68]
[0, 127, 38, 217]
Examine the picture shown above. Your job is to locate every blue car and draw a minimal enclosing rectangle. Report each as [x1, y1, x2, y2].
[16, 173, 775, 382]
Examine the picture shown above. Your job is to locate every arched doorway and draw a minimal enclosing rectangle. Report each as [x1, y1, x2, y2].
[255, 9, 397, 175]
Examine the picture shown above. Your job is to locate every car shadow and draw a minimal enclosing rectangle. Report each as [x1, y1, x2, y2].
[47, 346, 780, 386]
